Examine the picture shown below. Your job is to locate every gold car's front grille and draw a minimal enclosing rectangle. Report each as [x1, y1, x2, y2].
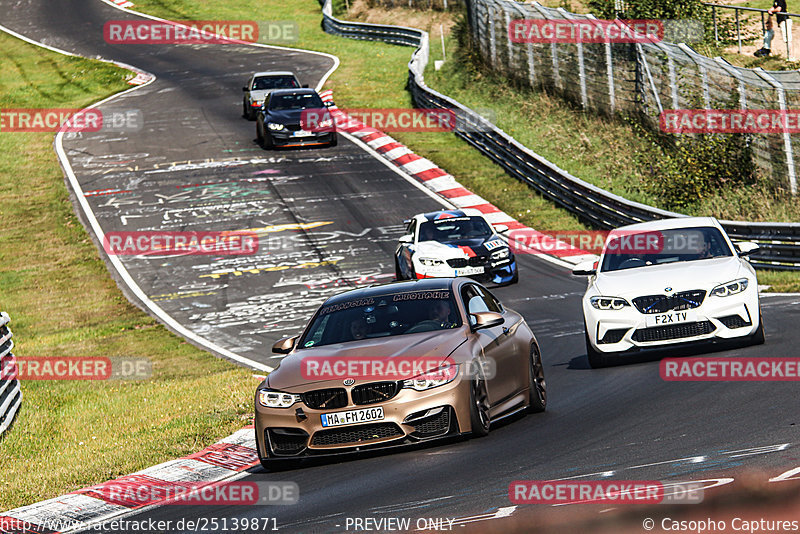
[302, 388, 348, 410]
[351, 382, 400, 405]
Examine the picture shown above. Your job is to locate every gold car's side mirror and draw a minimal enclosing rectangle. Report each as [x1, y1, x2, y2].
[272, 335, 299, 354]
[470, 311, 504, 331]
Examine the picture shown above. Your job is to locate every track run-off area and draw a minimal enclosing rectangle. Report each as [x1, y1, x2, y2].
[0, 0, 799, 532]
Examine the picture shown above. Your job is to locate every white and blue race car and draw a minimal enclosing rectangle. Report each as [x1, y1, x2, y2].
[395, 209, 518, 285]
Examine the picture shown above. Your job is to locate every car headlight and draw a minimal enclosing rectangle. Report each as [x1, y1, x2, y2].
[267, 122, 285, 131]
[418, 257, 445, 267]
[402, 364, 459, 391]
[589, 296, 630, 310]
[490, 247, 510, 260]
[710, 278, 749, 297]
[257, 389, 301, 408]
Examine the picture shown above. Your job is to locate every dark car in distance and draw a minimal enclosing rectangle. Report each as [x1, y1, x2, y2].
[255, 88, 337, 149]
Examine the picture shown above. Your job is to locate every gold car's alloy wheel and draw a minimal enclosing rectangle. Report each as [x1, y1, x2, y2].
[528, 345, 547, 413]
[469, 375, 491, 437]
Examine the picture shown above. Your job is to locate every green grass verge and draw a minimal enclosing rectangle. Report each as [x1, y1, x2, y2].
[0, 32, 254, 510]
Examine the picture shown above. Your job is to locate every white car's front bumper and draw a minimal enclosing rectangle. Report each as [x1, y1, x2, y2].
[583, 287, 760, 354]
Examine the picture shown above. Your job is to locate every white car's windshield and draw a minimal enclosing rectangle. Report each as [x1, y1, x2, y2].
[418, 217, 493, 242]
[600, 226, 733, 272]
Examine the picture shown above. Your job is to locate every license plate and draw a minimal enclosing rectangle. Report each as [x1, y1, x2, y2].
[645, 310, 698, 327]
[455, 266, 484, 276]
[293, 130, 314, 137]
[320, 407, 384, 427]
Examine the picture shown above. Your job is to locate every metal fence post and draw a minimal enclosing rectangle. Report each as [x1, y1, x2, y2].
[587, 14, 616, 114]
[511, 2, 536, 87]
[713, 5, 719, 43]
[667, 52, 679, 109]
[636, 43, 663, 114]
[714, 57, 747, 109]
[736, 8, 742, 54]
[504, 4, 514, 68]
[531, 2, 561, 90]
[678, 44, 710, 109]
[489, 2, 497, 68]
[755, 68, 797, 194]
[559, 9, 588, 109]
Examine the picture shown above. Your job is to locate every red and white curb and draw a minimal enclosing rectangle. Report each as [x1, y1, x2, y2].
[0, 426, 259, 533]
[319, 91, 596, 268]
[113, 62, 153, 86]
[110, 0, 135, 9]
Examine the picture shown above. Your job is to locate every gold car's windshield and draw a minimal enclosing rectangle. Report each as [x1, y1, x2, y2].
[299, 290, 462, 348]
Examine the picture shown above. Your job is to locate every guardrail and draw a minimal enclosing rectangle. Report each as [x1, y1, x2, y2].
[319, 0, 800, 271]
[0, 312, 22, 437]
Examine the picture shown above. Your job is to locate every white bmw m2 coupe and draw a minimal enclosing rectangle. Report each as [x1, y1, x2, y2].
[573, 217, 764, 368]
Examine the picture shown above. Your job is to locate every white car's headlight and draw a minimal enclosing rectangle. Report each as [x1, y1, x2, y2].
[402, 364, 459, 391]
[258, 389, 301, 408]
[267, 122, 285, 131]
[490, 247, 510, 260]
[590, 296, 630, 310]
[710, 278, 749, 297]
[419, 257, 445, 267]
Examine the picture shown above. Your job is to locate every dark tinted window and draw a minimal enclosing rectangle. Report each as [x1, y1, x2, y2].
[269, 92, 324, 111]
[299, 289, 461, 348]
[252, 76, 299, 90]
[418, 216, 493, 243]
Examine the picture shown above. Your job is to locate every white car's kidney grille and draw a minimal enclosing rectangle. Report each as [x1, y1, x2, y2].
[632, 290, 706, 314]
[447, 257, 488, 268]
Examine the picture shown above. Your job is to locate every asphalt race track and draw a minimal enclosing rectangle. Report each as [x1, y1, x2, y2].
[1, 0, 799, 532]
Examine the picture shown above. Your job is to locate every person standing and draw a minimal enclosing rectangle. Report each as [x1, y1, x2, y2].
[755, 13, 775, 56]
[769, 0, 795, 61]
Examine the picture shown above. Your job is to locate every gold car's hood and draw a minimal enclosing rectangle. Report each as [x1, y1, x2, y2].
[267, 329, 468, 390]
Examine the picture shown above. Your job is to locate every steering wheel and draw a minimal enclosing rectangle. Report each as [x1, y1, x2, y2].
[618, 257, 647, 269]
[406, 320, 441, 334]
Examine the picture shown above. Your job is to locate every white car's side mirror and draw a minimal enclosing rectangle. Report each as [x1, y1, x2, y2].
[735, 241, 759, 256]
[572, 260, 597, 276]
[398, 235, 413, 244]
[494, 224, 509, 234]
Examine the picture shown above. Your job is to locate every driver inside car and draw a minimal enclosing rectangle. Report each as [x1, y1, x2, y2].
[410, 300, 455, 332]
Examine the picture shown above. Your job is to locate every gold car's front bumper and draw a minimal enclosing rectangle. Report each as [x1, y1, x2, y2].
[254, 377, 474, 461]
